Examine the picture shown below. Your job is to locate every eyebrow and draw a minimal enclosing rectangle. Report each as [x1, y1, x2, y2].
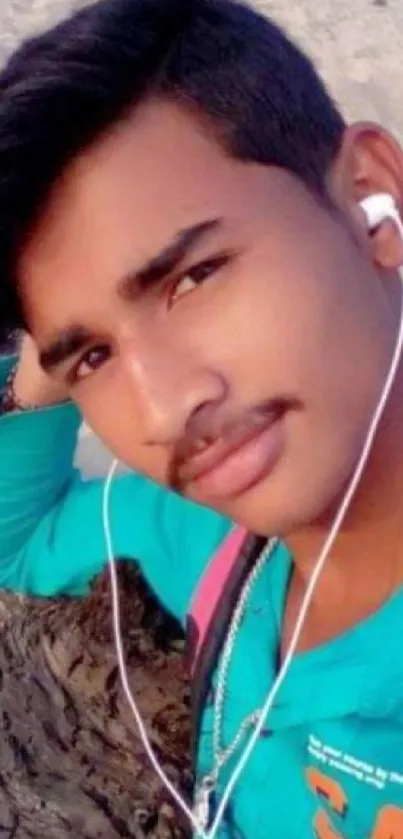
[39, 325, 93, 373]
[118, 217, 222, 299]
[39, 218, 222, 373]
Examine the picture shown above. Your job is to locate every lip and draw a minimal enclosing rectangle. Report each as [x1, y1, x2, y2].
[180, 407, 287, 502]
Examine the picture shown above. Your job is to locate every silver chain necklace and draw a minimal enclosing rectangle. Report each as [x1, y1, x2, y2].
[193, 537, 278, 832]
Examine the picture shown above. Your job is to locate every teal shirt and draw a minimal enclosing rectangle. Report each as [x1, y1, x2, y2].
[1, 354, 403, 839]
[0, 355, 230, 620]
[198, 543, 403, 838]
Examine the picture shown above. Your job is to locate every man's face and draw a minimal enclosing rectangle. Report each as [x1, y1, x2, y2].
[19, 100, 395, 535]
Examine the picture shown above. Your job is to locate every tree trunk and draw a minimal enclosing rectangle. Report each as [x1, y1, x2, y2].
[0, 563, 192, 839]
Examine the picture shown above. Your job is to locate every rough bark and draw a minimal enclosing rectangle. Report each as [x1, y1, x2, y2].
[0, 563, 192, 839]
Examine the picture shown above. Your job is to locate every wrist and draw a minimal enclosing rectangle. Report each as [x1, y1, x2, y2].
[2, 333, 70, 412]
[4, 362, 69, 411]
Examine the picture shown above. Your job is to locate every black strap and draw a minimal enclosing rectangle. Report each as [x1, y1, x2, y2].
[187, 533, 266, 763]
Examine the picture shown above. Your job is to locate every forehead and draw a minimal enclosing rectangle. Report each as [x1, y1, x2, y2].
[22, 100, 251, 269]
[18, 99, 313, 331]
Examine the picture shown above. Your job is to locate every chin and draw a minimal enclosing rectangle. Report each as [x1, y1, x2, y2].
[222, 468, 351, 538]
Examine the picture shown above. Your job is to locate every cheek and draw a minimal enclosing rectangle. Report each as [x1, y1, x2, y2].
[201, 237, 384, 441]
[75, 387, 166, 479]
[191, 253, 327, 396]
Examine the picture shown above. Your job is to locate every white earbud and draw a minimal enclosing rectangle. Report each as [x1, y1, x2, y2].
[359, 192, 401, 232]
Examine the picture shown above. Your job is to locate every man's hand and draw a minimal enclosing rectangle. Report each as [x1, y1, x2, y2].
[13, 333, 70, 408]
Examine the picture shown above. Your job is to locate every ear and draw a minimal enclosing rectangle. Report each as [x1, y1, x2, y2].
[327, 122, 403, 270]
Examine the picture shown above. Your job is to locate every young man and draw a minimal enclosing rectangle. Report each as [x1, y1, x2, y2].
[1, 0, 403, 836]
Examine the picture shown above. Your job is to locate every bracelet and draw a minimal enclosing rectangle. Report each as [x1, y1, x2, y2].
[0, 363, 38, 414]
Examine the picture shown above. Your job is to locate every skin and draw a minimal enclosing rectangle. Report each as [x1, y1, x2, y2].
[16, 99, 403, 649]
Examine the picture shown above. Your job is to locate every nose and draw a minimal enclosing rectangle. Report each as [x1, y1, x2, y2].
[121, 331, 227, 446]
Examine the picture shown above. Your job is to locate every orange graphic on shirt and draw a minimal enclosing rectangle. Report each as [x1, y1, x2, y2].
[314, 810, 344, 838]
[370, 805, 403, 838]
[306, 768, 347, 816]
[306, 767, 403, 839]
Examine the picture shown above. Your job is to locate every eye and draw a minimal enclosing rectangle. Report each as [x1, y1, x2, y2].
[72, 344, 111, 383]
[170, 255, 230, 305]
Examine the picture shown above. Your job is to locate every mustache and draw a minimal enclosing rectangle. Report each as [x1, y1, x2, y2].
[167, 398, 294, 493]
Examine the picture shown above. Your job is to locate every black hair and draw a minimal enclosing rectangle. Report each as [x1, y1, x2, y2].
[0, 0, 344, 337]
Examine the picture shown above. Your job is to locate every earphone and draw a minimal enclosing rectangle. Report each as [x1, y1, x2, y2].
[103, 193, 403, 839]
[360, 192, 401, 232]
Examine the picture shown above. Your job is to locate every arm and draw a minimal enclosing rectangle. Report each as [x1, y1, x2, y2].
[0, 347, 231, 621]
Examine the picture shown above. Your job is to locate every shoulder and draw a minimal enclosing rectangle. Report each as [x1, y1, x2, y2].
[110, 473, 232, 622]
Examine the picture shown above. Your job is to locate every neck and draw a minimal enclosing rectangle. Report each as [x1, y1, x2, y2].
[286, 363, 403, 598]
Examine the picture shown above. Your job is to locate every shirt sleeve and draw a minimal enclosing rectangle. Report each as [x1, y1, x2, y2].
[0, 355, 231, 621]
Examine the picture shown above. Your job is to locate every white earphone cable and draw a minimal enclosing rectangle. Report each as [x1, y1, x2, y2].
[102, 464, 208, 838]
[103, 207, 403, 839]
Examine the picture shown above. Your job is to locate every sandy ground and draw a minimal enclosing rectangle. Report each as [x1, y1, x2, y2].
[0, 0, 402, 475]
[1, 0, 402, 133]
